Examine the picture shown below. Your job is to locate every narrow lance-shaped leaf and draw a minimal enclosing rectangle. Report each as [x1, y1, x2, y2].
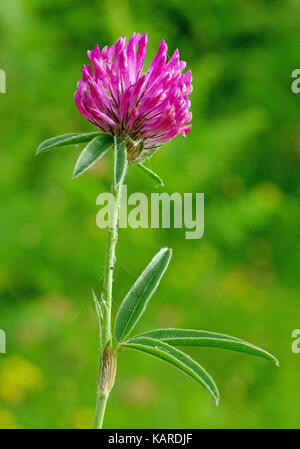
[36, 132, 101, 155]
[114, 248, 172, 343]
[121, 336, 219, 404]
[72, 134, 114, 178]
[137, 163, 164, 187]
[114, 137, 128, 189]
[133, 328, 279, 366]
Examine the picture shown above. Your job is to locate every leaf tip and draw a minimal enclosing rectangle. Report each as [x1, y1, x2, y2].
[72, 166, 80, 179]
[213, 386, 220, 406]
[267, 351, 279, 367]
[158, 247, 173, 264]
[166, 247, 173, 258]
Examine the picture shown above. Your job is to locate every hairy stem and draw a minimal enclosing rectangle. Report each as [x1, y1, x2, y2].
[92, 151, 125, 429]
[93, 392, 108, 430]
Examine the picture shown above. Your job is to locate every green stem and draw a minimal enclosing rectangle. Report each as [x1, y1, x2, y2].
[101, 182, 123, 348]
[92, 153, 125, 429]
[93, 392, 108, 429]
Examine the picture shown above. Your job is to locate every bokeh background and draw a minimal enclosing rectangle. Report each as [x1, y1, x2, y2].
[0, 0, 300, 429]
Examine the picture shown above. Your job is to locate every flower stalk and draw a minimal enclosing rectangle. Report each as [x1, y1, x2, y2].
[93, 150, 126, 429]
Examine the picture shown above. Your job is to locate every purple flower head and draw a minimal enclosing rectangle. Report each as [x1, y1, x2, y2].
[74, 33, 192, 164]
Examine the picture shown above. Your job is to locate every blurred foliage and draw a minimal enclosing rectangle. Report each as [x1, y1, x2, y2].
[0, 0, 300, 429]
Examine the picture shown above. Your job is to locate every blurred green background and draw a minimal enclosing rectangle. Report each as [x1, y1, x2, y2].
[0, 0, 300, 429]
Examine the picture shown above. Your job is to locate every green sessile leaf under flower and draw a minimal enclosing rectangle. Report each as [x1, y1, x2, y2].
[36, 132, 100, 154]
[73, 134, 114, 178]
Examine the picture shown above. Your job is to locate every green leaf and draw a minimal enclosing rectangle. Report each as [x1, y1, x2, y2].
[133, 328, 279, 366]
[114, 137, 128, 189]
[72, 134, 114, 178]
[121, 336, 219, 404]
[114, 248, 172, 343]
[36, 132, 101, 155]
[137, 163, 164, 186]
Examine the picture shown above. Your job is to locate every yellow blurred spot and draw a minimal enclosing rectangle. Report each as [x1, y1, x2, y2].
[0, 356, 44, 404]
[156, 304, 179, 328]
[0, 409, 19, 429]
[43, 293, 75, 320]
[104, 0, 133, 39]
[222, 268, 266, 310]
[74, 407, 94, 429]
[223, 375, 246, 404]
[252, 182, 282, 210]
[121, 375, 157, 406]
[222, 268, 250, 298]
[0, 382, 25, 404]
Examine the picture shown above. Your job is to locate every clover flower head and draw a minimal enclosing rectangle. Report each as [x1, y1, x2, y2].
[74, 33, 192, 163]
